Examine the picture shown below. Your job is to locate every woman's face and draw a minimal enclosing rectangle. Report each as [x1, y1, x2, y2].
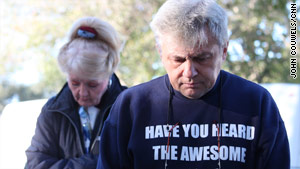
[67, 73, 109, 107]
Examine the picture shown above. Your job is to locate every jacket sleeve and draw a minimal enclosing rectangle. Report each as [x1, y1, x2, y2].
[97, 93, 133, 169]
[25, 106, 98, 169]
[255, 92, 290, 169]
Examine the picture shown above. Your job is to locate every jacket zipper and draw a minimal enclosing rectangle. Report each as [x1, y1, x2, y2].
[50, 105, 112, 154]
[89, 105, 112, 151]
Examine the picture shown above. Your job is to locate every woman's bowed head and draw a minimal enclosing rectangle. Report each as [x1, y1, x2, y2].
[58, 17, 122, 107]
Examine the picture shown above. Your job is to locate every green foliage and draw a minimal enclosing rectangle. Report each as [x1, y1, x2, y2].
[105, 0, 166, 86]
[0, 0, 299, 113]
[0, 81, 44, 112]
[218, 0, 299, 83]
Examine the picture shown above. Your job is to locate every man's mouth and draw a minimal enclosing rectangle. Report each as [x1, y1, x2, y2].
[183, 82, 200, 88]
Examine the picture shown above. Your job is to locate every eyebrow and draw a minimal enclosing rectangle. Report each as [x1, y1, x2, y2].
[192, 52, 212, 58]
[170, 52, 212, 59]
[88, 81, 100, 84]
[169, 54, 185, 59]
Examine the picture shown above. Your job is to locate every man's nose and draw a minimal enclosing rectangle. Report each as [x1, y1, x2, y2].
[182, 60, 198, 78]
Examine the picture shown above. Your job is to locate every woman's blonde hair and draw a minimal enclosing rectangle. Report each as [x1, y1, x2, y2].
[58, 16, 121, 80]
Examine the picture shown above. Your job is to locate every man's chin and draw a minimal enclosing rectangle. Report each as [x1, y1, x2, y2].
[182, 90, 203, 99]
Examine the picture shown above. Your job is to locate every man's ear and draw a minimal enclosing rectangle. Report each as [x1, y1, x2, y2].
[156, 43, 162, 58]
[222, 41, 229, 62]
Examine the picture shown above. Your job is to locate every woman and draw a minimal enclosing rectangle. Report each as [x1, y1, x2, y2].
[26, 17, 126, 169]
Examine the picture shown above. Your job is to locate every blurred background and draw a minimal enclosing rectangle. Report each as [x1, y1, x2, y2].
[0, 0, 299, 168]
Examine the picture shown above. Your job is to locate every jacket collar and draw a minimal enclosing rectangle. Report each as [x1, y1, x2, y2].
[47, 73, 126, 126]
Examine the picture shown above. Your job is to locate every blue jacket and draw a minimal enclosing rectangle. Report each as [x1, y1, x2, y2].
[26, 74, 126, 169]
[98, 70, 290, 169]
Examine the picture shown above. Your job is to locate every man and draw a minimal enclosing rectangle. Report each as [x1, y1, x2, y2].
[97, 0, 290, 168]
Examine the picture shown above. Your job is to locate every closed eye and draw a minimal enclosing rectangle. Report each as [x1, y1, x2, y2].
[193, 53, 212, 62]
[71, 81, 80, 86]
[193, 57, 207, 62]
[88, 82, 99, 88]
[173, 56, 186, 63]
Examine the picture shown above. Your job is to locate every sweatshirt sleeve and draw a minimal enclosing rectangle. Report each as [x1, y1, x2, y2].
[255, 92, 290, 169]
[25, 106, 98, 169]
[97, 92, 133, 169]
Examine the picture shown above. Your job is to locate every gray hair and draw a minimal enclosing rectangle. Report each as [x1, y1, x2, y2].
[58, 17, 121, 80]
[150, 0, 228, 48]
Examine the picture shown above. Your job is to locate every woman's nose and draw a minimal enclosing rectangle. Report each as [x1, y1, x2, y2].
[79, 85, 88, 97]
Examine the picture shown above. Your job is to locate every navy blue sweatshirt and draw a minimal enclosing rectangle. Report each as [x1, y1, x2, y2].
[98, 70, 290, 169]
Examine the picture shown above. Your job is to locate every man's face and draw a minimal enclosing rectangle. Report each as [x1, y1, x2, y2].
[160, 34, 227, 99]
[68, 73, 109, 107]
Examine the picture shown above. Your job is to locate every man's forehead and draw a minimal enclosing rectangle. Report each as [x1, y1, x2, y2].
[162, 40, 216, 56]
[162, 33, 217, 47]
